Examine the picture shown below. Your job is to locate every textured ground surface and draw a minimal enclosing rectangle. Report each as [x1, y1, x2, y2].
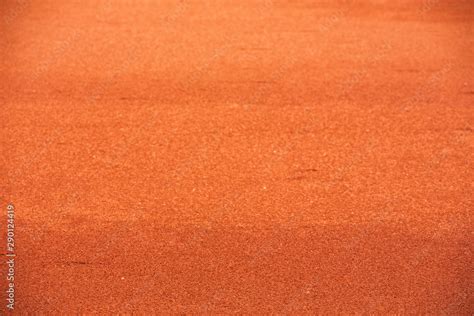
[1, 0, 473, 313]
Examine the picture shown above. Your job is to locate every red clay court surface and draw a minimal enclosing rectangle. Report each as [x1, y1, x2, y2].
[1, 0, 473, 314]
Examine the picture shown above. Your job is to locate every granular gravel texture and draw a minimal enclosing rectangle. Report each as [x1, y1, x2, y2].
[1, 0, 473, 314]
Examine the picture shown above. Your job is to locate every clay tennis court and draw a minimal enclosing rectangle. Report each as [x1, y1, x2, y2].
[1, 0, 473, 313]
